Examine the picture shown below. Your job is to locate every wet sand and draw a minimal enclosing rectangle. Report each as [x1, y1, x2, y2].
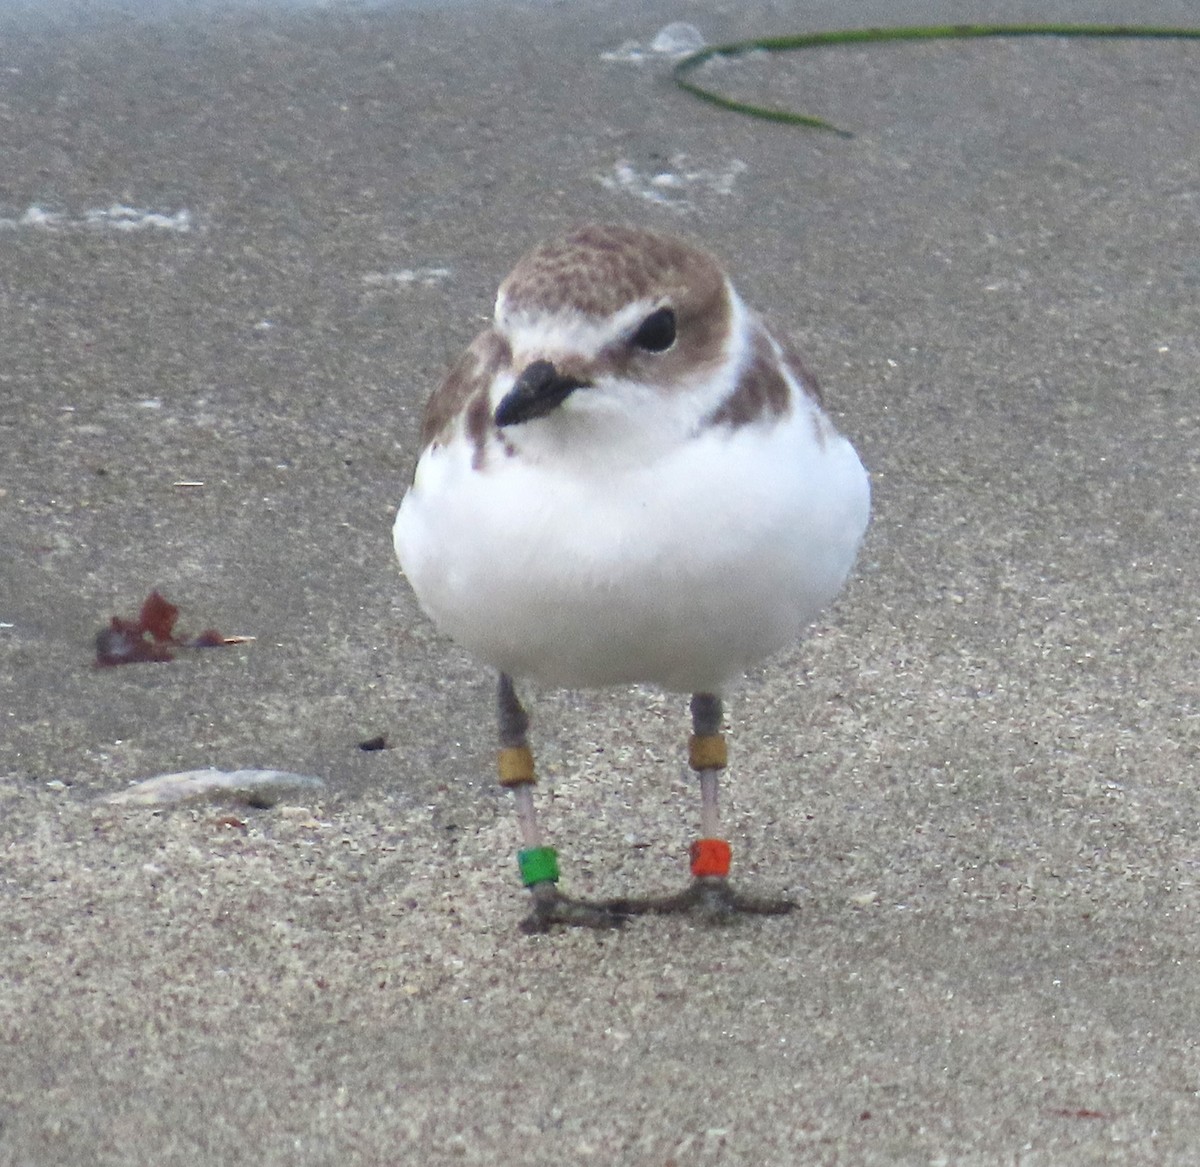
[2, 0, 1198, 1162]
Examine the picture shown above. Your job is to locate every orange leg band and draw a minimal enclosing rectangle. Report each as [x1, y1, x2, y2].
[690, 838, 732, 878]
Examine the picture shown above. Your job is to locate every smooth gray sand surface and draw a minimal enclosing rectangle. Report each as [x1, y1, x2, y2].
[2, 1, 1198, 1162]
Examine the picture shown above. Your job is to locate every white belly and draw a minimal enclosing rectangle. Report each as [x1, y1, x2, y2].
[394, 407, 869, 694]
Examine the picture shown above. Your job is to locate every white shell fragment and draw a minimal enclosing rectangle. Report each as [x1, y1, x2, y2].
[100, 769, 325, 808]
[650, 22, 705, 56]
[600, 22, 705, 62]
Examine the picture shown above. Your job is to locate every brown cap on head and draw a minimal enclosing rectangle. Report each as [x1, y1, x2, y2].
[497, 224, 726, 322]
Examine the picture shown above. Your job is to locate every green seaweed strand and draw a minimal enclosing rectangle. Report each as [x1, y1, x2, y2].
[672, 24, 1200, 136]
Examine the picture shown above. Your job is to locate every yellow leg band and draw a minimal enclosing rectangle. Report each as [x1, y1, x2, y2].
[689, 733, 727, 771]
[497, 745, 536, 787]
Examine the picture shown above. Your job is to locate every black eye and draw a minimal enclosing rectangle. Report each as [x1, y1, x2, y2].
[630, 307, 676, 353]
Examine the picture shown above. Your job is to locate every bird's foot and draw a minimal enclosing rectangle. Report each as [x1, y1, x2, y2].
[605, 876, 795, 923]
[519, 881, 631, 934]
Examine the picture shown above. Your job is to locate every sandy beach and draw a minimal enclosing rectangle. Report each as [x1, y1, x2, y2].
[2, 0, 1198, 1162]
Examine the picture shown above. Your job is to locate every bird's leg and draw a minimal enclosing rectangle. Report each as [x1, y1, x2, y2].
[687, 693, 796, 917]
[609, 693, 795, 920]
[496, 673, 626, 933]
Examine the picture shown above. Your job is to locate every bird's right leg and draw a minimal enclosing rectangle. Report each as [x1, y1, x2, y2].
[497, 673, 627, 933]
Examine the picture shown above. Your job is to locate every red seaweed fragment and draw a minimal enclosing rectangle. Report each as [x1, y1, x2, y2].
[137, 590, 180, 642]
[94, 617, 176, 665]
[94, 590, 253, 667]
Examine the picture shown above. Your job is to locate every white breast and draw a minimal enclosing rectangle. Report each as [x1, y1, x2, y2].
[394, 395, 869, 694]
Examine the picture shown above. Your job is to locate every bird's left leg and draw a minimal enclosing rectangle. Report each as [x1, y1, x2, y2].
[609, 693, 795, 920]
[497, 673, 628, 933]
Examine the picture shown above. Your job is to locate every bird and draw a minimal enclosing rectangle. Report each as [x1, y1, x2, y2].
[393, 224, 870, 932]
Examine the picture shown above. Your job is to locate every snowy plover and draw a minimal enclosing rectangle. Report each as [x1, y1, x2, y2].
[394, 224, 870, 931]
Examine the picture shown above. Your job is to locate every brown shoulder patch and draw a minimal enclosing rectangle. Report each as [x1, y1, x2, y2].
[705, 326, 794, 430]
[419, 329, 512, 448]
[780, 339, 823, 406]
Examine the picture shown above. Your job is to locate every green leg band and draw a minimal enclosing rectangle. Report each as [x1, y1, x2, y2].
[517, 846, 560, 887]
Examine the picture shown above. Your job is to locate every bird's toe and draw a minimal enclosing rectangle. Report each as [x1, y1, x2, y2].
[518, 883, 630, 933]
